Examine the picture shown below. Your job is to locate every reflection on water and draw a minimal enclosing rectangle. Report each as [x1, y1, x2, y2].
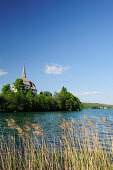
[0, 109, 113, 147]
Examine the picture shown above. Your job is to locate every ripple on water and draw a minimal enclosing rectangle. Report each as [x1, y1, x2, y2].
[0, 109, 113, 148]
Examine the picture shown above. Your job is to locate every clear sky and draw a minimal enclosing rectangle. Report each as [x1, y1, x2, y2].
[0, 0, 113, 104]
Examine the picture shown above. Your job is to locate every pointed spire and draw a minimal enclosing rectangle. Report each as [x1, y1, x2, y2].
[22, 65, 26, 78]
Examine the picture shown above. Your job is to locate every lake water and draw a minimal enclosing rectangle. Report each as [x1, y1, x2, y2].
[0, 109, 113, 147]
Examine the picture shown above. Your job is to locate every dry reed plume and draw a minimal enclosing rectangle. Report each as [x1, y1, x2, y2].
[0, 115, 113, 170]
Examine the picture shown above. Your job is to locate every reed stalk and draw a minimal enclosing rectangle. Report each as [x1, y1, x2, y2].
[0, 116, 113, 169]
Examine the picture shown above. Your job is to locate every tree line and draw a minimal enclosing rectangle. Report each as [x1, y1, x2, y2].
[82, 102, 113, 109]
[0, 79, 82, 112]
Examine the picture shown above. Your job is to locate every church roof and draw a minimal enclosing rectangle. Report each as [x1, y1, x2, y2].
[22, 65, 26, 78]
[21, 65, 37, 91]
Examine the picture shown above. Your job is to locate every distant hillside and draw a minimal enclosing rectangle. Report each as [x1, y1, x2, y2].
[82, 102, 113, 109]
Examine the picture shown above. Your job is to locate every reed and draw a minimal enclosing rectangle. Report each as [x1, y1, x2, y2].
[0, 116, 113, 170]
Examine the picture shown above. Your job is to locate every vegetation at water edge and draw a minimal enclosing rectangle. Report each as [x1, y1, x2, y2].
[82, 102, 113, 109]
[0, 115, 113, 169]
[0, 80, 82, 112]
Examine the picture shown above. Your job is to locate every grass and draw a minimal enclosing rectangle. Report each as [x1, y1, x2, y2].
[0, 115, 113, 170]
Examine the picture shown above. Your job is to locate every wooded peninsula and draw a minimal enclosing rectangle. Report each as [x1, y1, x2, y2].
[0, 79, 82, 112]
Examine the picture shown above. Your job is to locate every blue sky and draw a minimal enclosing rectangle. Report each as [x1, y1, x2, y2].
[0, 0, 113, 104]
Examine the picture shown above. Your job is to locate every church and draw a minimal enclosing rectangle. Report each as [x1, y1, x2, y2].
[21, 65, 37, 94]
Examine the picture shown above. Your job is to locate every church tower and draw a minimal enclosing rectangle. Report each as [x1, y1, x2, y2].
[22, 65, 26, 78]
[21, 65, 37, 94]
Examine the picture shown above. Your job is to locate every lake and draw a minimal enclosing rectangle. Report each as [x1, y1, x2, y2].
[0, 109, 113, 147]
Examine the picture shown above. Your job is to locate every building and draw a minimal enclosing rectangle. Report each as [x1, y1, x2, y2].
[21, 65, 37, 94]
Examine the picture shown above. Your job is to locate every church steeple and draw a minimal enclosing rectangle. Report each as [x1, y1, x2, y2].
[20, 65, 37, 94]
[22, 65, 26, 78]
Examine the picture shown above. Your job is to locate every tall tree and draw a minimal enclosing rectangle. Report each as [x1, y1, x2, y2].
[1, 84, 11, 94]
[57, 87, 67, 110]
[13, 79, 25, 93]
[26, 90, 35, 111]
[43, 91, 52, 97]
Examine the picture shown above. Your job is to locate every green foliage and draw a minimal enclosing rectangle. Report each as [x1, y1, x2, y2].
[0, 84, 82, 112]
[26, 90, 35, 111]
[54, 86, 82, 111]
[14, 92, 28, 112]
[82, 103, 113, 109]
[43, 91, 52, 97]
[13, 79, 25, 93]
[0, 94, 8, 111]
[1, 84, 11, 94]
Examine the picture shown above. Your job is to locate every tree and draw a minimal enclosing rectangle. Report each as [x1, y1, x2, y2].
[55, 87, 82, 111]
[26, 90, 35, 111]
[60, 86, 67, 93]
[13, 79, 25, 93]
[1, 84, 11, 94]
[43, 91, 52, 97]
[0, 83, 82, 112]
[0, 95, 7, 111]
[14, 92, 28, 111]
[57, 87, 67, 110]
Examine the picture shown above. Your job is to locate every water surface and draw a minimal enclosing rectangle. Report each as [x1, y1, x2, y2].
[0, 109, 113, 146]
